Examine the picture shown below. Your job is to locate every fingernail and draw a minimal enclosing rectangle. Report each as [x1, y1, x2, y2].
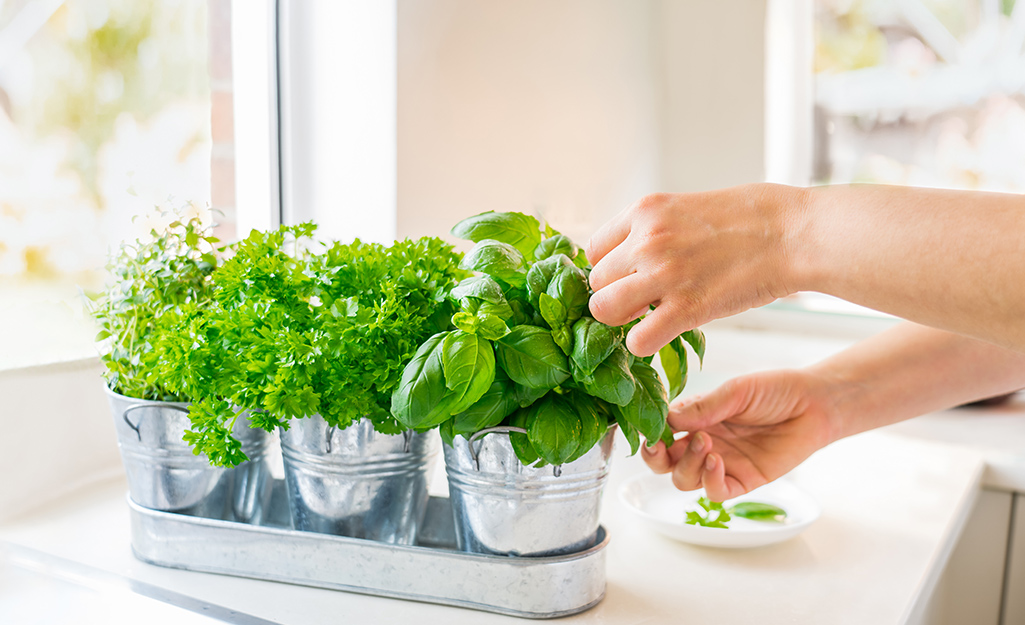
[690, 432, 705, 453]
[705, 455, 716, 471]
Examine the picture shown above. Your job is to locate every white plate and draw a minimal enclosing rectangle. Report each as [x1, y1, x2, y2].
[618, 473, 820, 548]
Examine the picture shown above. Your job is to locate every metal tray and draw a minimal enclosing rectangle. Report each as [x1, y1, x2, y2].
[129, 480, 608, 619]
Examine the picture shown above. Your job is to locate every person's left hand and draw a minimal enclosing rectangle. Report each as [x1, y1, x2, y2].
[642, 368, 842, 501]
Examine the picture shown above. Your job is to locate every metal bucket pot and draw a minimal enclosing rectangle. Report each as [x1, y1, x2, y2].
[105, 386, 272, 523]
[444, 426, 615, 557]
[279, 415, 438, 544]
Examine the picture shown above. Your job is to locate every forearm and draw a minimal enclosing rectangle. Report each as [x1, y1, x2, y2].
[789, 184, 1025, 351]
[810, 323, 1025, 440]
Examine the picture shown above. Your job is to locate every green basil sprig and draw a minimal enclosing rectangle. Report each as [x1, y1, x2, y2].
[391, 210, 706, 467]
[685, 497, 788, 529]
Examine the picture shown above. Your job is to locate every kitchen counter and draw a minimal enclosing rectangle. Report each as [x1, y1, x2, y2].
[2, 322, 1022, 624]
[0, 430, 987, 624]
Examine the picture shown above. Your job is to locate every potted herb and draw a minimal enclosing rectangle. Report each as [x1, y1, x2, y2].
[92, 212, 271, 520]
[164, 224, 467, 543]
[392, 211, 704, 556]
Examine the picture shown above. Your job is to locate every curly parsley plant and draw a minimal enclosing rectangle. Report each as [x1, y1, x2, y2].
[157, 224, 466, 467]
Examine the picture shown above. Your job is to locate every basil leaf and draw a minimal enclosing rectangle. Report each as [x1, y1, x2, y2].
[658, 336, 688, 400]
[570, 393, 607, 462]
[452, 311, 479, 334]
[581, 345, 635, 406]
[616, 359, 669, 444]
[460, 239, 528, 287]
[509, 408, 541, 466]
[439, 419, 456, 447]
[391, 332, 461, 430]
[442, 330, 496, 415]
[660, 422, 675, 448]
[539, 292, 568, 329]
[452, 370, 518, 435]
[451, 275, 506, 303]
[451, 211, 544, 260]
[453, 276, 515, 320]
[730, 502, 787, 522]
[533, 234, 578, 262]
[686, 497, 732, 528]
[495, 325, 571, 390]
[614, 408, 641, 455]
[552, 325, 572, 356]
[546, 263, 589, 322]
[527, 394, 581, 466]
[681, 328, 706, 367]
[570, 317, 618, 377]
[477, 314, 511, 340]
[512, 381, 549, 408]
[525, 254, 572, 310]
[507, 298, 531, 327]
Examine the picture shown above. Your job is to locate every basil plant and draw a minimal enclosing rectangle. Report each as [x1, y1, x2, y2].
[391, 211, 705, 467]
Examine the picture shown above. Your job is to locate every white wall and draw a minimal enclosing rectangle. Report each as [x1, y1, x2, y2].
[655, 0, 767, 193]
[0, 358, 122, 522]
[397, 0, 767, 246]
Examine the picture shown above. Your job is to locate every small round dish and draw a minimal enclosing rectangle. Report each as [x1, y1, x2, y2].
[618, 473, 820, 548]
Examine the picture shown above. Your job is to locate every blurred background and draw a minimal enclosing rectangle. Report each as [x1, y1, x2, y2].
[1, 0, 1023, 369]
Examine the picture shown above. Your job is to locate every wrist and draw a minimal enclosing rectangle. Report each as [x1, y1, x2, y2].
[778, 184, 824, 295]
[807, 361, 871, 444]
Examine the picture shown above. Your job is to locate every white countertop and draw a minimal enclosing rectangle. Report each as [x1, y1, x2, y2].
[0, 430, 987, 625]
[2, 322, 1023, 624]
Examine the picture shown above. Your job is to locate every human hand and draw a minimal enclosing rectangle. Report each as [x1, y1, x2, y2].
[642, 369, 842, 501]
[586, 184, 806, 357]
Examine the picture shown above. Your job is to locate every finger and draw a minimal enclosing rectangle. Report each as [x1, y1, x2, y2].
[702, 453, 753, 501]
[588, 273, 658, 327]
[585, 210, 631, 266]
[624, 299, 697, 357]
[641, 440, 672, 473]
[700, 453, 728, 501]
[668, 381, 747, 432]
[588, 242, 636, 292]
[670, 431, 711, 492]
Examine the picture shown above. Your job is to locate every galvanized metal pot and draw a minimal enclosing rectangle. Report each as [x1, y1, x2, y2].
[279, 415, 438, 544]
[444, 426, 616, 557]
[105, 386, 272, 523]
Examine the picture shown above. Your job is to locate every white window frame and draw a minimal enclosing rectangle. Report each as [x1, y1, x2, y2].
[232, 0, 398, 244]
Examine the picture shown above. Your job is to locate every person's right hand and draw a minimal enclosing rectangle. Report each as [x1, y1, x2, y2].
[586, 184, 807, 357]
[642, 368, 843, 501]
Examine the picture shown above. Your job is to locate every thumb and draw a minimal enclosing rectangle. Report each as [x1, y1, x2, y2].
[668, 379, 748, 432]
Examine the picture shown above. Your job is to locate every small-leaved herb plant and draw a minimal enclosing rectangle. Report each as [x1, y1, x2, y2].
[92, 212, 222, 401]
[157, 224, 466, 467]
[390, 211, 706, 467]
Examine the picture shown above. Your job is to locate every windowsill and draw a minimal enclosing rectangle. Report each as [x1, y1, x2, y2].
[6, 324, 1025, 623]
[0, 430, 990, 625]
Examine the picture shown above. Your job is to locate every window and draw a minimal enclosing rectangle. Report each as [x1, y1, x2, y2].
[0, 0, 235, 369]
[768, 0, 1025, 320]
[814, 0, 1025, 192]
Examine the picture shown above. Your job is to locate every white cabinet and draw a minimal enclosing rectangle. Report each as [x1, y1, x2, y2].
[1004, 494, 1025, 625]
[919, 489, 1025, 625]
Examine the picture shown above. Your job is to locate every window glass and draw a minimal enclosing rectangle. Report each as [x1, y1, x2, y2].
[814, 0, 1025, 192]
[0, 0, 231, 369]
[780, 0, 1024, 319]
